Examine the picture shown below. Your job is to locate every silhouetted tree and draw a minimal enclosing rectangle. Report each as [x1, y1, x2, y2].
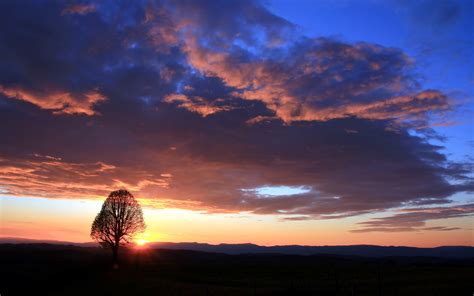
[91, 189, 146, 264]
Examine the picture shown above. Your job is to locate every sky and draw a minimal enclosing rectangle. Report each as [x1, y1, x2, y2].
[0, 0, 473, 247]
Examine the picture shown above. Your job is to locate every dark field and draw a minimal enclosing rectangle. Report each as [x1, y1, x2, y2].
[0, 244, 473, 296]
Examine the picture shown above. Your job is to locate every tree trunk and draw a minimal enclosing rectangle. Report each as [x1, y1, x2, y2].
[112, 245, 119, 265]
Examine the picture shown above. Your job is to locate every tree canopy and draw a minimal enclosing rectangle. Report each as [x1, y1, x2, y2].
[91, 189, 146, 263]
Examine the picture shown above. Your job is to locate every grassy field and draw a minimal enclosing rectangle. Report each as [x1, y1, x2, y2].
[1, 244, 473, 296]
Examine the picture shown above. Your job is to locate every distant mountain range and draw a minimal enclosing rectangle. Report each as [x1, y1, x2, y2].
[1, 237, 473, 258]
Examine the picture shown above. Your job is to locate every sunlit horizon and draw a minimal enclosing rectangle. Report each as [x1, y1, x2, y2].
[2, 194, 472, 247]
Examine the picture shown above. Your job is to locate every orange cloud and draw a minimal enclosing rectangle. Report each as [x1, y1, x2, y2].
[164, 93, 234, 116]
[181, 38, 451, 125]
[0, 86, 105, 115]
[0, 156, 169, 200]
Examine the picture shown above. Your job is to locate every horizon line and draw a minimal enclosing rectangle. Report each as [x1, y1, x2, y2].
[1, 236, 472, 249]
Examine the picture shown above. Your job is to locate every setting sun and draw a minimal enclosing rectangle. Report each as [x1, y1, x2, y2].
[134, 232, 153, 247]
[135, 239, 149, 247]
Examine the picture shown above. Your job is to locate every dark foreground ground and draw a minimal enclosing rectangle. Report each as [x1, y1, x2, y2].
[0, 244, 473, 296]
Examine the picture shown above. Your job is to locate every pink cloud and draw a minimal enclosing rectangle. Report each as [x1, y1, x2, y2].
[0, 86, 105, 116]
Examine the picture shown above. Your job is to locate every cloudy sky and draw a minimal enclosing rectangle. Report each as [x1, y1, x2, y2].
[0, 0, 473, 246]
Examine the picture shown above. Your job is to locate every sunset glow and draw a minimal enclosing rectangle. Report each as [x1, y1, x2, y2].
[134, 232, 152, 247]
[135, 239, 149, 247]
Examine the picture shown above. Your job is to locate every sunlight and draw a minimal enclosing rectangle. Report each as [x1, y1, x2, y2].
[135, 238, 149, 247]
[134, 232, 153, 248]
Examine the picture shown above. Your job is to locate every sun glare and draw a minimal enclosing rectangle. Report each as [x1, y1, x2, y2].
[135, 238, 149, 247]
[134, 232, 153, 248]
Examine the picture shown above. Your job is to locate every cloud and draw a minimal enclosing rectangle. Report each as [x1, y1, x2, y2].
[164, 93, 234, 116]
[0, 86, 105, 115]
[2, 98, 472, 217]
[61, 4, 96, 15]
[0, 0, 181, 117]
[0, 0, 471, 223]
[423, 226, 461, 231]
[0, 1, 454, 123]
[180, 33, 451, 125]
[0, 155, 169, 199]
[351, 204, 474, 232]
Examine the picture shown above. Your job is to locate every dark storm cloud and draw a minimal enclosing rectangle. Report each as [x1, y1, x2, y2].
[0, 0, 472, 221]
